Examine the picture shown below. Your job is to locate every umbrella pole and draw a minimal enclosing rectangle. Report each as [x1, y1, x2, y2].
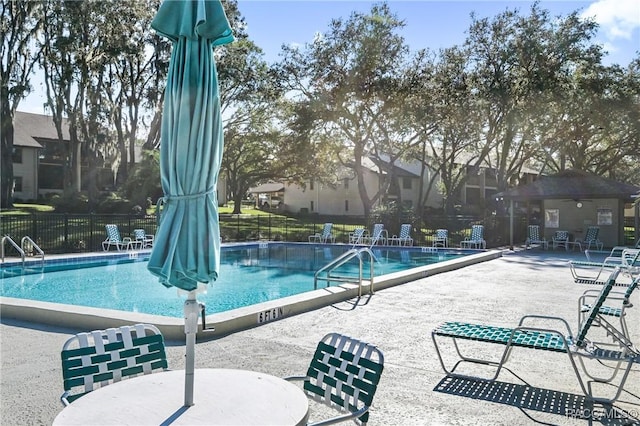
[184, 290, 199, 406]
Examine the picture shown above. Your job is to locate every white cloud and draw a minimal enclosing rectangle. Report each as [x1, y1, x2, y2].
[581, 0, 640, 40]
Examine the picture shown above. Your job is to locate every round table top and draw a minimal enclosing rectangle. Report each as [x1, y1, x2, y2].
[53, 368, 309, 426]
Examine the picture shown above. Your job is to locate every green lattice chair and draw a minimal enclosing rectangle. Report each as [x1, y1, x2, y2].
[579, 276, 639, 349]
[460, 224, 486, 249]
[389, 224, 414, 246]
[285, 333, 384, 426]
[432, 268, 638, 404]
[102, 224, 133, 251]
[365, 223, 387, 246]
[582, 226, 603, 251]
[524, 225, 547, 250]
[552, 230, 570, 250]
[60, 324, 169, 406]
[349, 228, 366, 245]
[309, 223, 335, 244]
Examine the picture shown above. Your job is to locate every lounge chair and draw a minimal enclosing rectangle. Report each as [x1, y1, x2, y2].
[524, 225, 547, 250]
[581, 226, 603, 251]
[578, 277, 639, 350]
[432, 269, 637, 404]
[285, 333, 384, 426]
[309, 223, 335, 244]
[133, 228, 154, 249]
[569, 248, 640, 285]
[364, 223, 387, 246]
[388, 224, 413, 246]
[460, 225, 486, 249]
[349, 227, 366, 245]
[552, 230, 570, 250]
[432, 229, 448, 248]
[60, 324, 168, 405]
[102, 224, 134, 251]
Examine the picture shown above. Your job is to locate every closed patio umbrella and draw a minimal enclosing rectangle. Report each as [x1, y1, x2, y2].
[148, 0, 233, 407]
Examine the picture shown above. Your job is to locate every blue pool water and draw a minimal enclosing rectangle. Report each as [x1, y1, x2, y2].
[1, 243, 465, 318]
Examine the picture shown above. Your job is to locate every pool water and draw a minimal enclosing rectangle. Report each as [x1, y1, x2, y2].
[1, 243, 464, 318]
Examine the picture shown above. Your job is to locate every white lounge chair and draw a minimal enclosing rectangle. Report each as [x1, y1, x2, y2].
[102, 224, 134, 251]
[460, 225, 486, 249]
[389, 224, 413, 246]
[308, 223, 335, 244]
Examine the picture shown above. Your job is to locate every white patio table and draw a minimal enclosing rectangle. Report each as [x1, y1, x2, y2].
[53, 368, 309, 426]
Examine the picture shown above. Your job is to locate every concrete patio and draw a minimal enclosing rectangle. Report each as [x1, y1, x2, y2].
[1, 249, 638, 425]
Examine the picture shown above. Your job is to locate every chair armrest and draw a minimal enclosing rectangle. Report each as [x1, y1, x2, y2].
[517, 314, 573, 336]
[284, 375, 308, 382]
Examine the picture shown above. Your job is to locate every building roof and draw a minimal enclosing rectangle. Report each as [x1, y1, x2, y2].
[13, 111, 71, 148]
[496, 169, 640, 201]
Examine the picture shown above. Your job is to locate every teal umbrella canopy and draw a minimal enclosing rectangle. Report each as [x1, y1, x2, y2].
[148, 0, 233, 291]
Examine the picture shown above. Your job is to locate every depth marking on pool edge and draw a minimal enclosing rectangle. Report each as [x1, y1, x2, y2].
[257, 307, 284, 324]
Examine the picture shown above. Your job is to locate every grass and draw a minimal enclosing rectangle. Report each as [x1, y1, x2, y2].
[0, 203, 55, 215]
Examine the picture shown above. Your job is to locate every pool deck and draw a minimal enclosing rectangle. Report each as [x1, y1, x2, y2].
[1, 248, 639, 425]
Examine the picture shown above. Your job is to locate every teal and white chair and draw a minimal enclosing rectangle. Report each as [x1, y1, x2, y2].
[285, 333, 384, 426]
[552, 230, 570, 250]
[133, 228, 154, 249]
[309, 223, 335, 244]
[582, 226, 603, 251]
[365, 223, 387, 246]
[389, 224, 413, 246]
[460, 225, 486, 249]
[432, 269, 637, 404]
[524, 225, 547, 250]
[432, 228, 448, 248]
[349, 227, 366, 245]
[102, 224, 133, 251]
[60, 324, 169, 406]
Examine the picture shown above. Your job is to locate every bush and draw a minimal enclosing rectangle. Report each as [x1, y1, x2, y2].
[96, 194, 135, 214]
[52, 193, 90, 213]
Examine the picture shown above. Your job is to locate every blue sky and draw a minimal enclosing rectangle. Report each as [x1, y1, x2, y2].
[238, 0, 639, 65]
[20, 0, 639, 114]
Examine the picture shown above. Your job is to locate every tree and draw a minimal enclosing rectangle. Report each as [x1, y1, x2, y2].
[0, 0, 43, 208]
[278, 4, 419, 219]
[464, 4, 603, 195]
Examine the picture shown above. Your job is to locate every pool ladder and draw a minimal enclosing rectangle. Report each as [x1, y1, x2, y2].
[314, 247, 375, 297]
[1, 235, 45, 268]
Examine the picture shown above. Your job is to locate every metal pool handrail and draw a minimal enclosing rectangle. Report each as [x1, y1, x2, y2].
[314, 247, 375, 297]
[1, 235, 25, 267]
[21, 236, 45, 267]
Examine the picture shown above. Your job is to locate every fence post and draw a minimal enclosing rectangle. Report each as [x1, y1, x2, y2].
[31, 213, 37, 243]
[268, 214, 272, 240]
[90, 213, 95, 252]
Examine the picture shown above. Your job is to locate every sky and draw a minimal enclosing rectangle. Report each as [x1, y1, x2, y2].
[20, 0, 640, 115]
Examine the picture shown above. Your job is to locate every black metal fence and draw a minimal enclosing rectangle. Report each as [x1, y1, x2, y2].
[0, 212, 545, 255]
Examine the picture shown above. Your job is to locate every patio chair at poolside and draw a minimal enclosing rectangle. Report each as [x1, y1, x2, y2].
[432, 268, 637, 404]
[460, 225, 486, 249]
[364, 223, 388, 246]
[388, 224, 413, 246]
[133, 228, 154, 249]
[309, 223, 336, 244]
[349, 227, 366, 245]
[569, 248, 640, 285]
[581, 226, 603, 251]
[432, 229, 448, 248]
[285, 332, 384, 426]
[60, 323, 169, 406]
[102, 224, 134, 251]
[552, 230, 570, 250]
[524, 225, 547, 250]
[578, 277, 639, 351]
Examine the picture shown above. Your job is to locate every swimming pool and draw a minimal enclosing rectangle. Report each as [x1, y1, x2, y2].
[0, 242, 501, 338]
[1, 243, 460, 317]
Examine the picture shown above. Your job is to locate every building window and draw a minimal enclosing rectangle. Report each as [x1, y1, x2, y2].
[402, 177, 412, 190]
[12, 147, 22, 164]
[310, 200, 314, 212]
[309, 179, 314, 190]
[344, 178, 349, 189]
[345, 200, 349, 212]
[13, 177, 22, 192]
